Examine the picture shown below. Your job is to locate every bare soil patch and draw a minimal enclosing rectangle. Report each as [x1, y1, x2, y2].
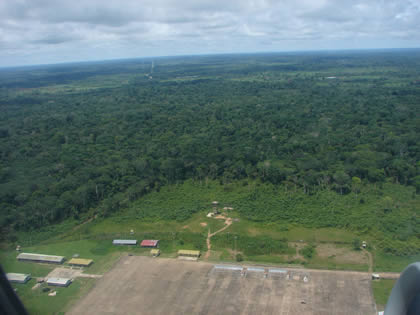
[317, 244, 367, 265]
[200, 222, 207, 227]
[68, 256, 376, 315]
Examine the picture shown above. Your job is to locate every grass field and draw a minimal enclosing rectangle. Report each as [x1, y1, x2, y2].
[1, 180, 417, 314]
[11, 277, 96, 315]
[372, 279, 396, 312]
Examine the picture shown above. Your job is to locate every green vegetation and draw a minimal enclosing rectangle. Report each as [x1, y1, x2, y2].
[372, 279, 396, 311]
[352, 238, 362, 250]
[1, 52, 419, 240]
[11, 277, 95, 315]
[0, 51, 419, 314]
[300, 244, 316, 259]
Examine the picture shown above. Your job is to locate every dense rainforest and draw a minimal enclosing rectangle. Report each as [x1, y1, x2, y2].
[0, 51, 419, 251]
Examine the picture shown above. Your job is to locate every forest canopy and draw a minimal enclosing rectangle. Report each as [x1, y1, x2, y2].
[0, 51, 419, 237]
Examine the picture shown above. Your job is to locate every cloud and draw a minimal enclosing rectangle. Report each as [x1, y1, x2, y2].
[0, 0, 419, 66]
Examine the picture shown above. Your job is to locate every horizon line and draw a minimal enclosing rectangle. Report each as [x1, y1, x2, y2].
[1, 47, 420, 70]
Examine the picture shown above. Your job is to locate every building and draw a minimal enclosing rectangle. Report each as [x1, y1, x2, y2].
[68, 258, 93, 267]
[140, 240, 159, 248]
[47, 277, 72, 287]
[178, 250, 200, 258]
[6, 273, 31, 284]
[17, 253, 64, 264]
[372, 274, 380, 280]
[112, 240, 137, 245]
[150, 249, 160, 257]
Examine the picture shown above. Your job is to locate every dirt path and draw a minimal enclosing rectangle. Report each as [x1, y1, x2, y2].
[363, 248, 373, 273]
[204, 218, 232, 260]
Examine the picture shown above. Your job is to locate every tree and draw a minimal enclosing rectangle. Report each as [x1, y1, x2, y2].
[351, 176, 362, 197]
[352, 238, 361, 250]
[333, 171, 350, 195]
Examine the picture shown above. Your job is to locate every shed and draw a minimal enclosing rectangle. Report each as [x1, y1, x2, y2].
[112, 240, 137, 245]
[47, 278, 72, 287]
[7, 273, 31, 284]
[17, 253, 64, 264]
[140, 240, 159, 248]
[178, 250, 200, 258]
[372, 273, 380, 280]
[212, 201, 219, 206]
[68, 258, 93, 267]
[150, 249, 160, 257]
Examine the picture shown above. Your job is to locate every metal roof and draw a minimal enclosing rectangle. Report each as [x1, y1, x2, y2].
[247, 267, 265, 273]
[269, 268, 287, 274]
[17, 253, 64, 263]
[112, 240, 137, 245]
[150, 249, 160, 254]
[47, 278, 71, 286]
[140, 240, 159, 247]
[214, 265, 242, 271]
[68, 258, 93, 266]
[178, 250, 200, 256]
[7, 273, 31, 283]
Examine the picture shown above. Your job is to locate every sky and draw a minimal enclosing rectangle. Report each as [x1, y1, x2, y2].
[0, 0, 419, 67]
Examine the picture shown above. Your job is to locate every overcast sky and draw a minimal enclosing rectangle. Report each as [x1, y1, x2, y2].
[1, 0, 419, 67]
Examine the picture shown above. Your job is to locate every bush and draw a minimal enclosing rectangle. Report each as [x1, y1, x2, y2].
[300, 244, 316, 259]
[236, 254, 243, 262]
[352, 238, 362, 250]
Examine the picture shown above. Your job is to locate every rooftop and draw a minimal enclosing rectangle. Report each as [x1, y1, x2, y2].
[17, 252, 65, 263]
[47, 277, 72, 285]
[68, 258, 93, 266]
[112, 240, 137, 245]
[7, 273, 31, 283]
[140, 240, 159, 247]
[178, 250, 200, 256]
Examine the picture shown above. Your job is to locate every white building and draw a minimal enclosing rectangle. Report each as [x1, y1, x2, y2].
[6, 273, 31, 284]
[47, 277, 72, 287]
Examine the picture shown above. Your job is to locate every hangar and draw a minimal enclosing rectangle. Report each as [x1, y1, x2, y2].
[17, 253, 65, 264]
[7, 273, 31, 284]
[112, 240, 137, 245]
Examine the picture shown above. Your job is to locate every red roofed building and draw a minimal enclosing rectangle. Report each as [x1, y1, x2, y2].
[140, 240, 159, 248]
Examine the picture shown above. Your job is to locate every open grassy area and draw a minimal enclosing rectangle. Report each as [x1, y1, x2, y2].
[11, 277, 96, 315]
[372, 279, 396, 312]
[373, 252, 420, 273]
[1, 180, 417, 314]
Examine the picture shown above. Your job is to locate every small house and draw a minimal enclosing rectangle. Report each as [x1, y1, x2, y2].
[140, 240, 159, 248]
[372, 274, 380, 280]
[178, 250, 200, 259]
[47, 277, 72, 287]
[68, 258, 93, 267]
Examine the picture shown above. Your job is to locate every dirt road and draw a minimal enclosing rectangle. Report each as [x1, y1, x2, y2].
[204, 218, 232, 259]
